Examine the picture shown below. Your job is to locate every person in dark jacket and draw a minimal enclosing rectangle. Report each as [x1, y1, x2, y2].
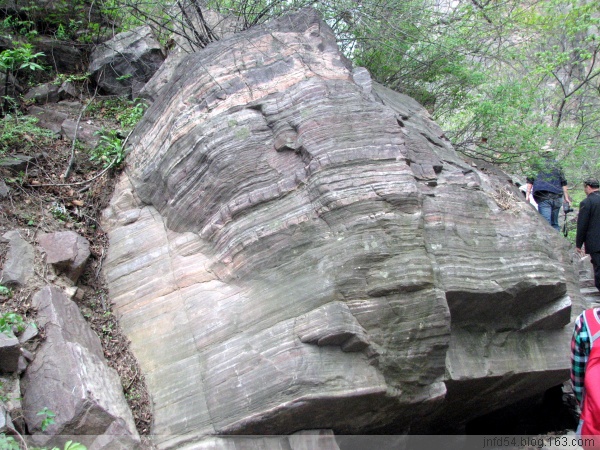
[576, 178, 600, 291]
[526, 148, 572, 231]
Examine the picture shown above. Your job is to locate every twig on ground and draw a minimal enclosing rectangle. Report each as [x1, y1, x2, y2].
[63, 86, 100, 180]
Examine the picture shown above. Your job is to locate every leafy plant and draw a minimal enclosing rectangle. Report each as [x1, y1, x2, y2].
[0, 42, 44, 112]
[53, 72, 90, 86]
[0, 284, 13, 298]
[0, 312, 25, 337]
[61, 441, 87, 450]
[0, 114, 56, 155]
[85, 97, 147, 130]
[50, 202, 70, 222]
[37, 407, 56, 432]
[0, 434, 20, 450]
[90, 129, 125, 168]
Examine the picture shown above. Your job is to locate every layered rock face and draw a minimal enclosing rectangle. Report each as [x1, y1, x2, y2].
[102, 8, 580, 447]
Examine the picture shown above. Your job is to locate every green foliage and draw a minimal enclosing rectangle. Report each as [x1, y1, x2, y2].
[0, 312, 25, 338]
[90, 129, 126, 168]
[50, 202, 70, 222]
[0, 434, 20, 450]
[0, 43, 45, 112]
[0, 43, 44, 73]
[61, 441, 87, 450]
[0, 115, 56, 155]
[0, 16, 38, 40]
[30, 441, 88, 450]
[0, 284, 13, 298]
[53, 72, 91, 86]
[37, 407, 56, 432]
[85, 97, 147, 131]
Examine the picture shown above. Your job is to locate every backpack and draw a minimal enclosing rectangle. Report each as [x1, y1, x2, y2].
[581, 308, 600, 447]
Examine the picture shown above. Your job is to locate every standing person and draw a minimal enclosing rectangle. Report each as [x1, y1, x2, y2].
[576, 178, 600, 291]
[571, 306, 600, 444]
[526, 147, 572, 231]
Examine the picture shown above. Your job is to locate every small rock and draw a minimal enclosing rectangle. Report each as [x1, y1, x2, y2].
[0, 179, 9, 198]
[59, 80, 80, 99]
[0, 374, 21, 412]
[20, 348, 35, 362]
[0, 404, 14, 434]
[18, 323, 38, 345]
[64, 286, 78, 299]
[0, 154, 35, 173]
[28, 106, 68, 135]
[23, 82, 61, 104]
[61, 119, 101, 149]
[0, 333, 21, 373]
[37, 231, 91, 283]
[0, 230, 35, 287]
[17, 355, 28, 374]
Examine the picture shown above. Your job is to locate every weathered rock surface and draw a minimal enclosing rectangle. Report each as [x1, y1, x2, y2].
[29, 104, 100, 148]
[89, 25, 164, 98]
[21, 286, 139, 445]
[24, 81, 80, 105]
[102, 8, 581, 447]
[0, 333, 21, 373]
[34, 36, 87, 74]
[38, 231, 91, 283]
[24, 82, 61, 104]
[0, 404, 14, 434]
[1, 230, 35, 287]
[61, 118, 101, 148]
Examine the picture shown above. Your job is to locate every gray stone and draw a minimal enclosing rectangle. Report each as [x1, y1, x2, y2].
[59, 81, 80, 99]
[0, 374, 21, 413]
[89, 25, 164, 98]
[18, 323, 39, 344]
[0, 333, 20, 372]
[101, 7, 580, 446]
[28, 106, 67, 134]
[61, 119, 101, 149]
[0, 154, 36, 173]
[21, 286, 139, 442]
[17, 355, 27, 374]
[289, 430, 340, 450]
[0, 230, 35, 287]
[34, 36, 87, 73]
[0, 404, 13, 434]
[20, 348, 34, 362]
[38, 231, 90, 282]
[295, 301, 370, 352]
[0, 179, 9, 198]
[24, 82, 61, 104]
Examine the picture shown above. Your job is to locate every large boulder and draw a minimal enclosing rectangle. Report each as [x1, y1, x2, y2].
[33, 36, 87, 74]
[89, 25, 165, 98]
[102, 8, 581, 448]
[21, 286, 139, 447]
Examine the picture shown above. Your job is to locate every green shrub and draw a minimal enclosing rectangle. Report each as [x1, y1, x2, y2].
[85, 97, 147, 131]
[0, 115, 56, 155]
[0, 312, 25, 338]
[90, 129, 125, 168]
[0, 434, 20, 450]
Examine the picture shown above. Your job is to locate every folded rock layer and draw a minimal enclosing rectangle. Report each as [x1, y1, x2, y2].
[102, 8, 580, 448]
